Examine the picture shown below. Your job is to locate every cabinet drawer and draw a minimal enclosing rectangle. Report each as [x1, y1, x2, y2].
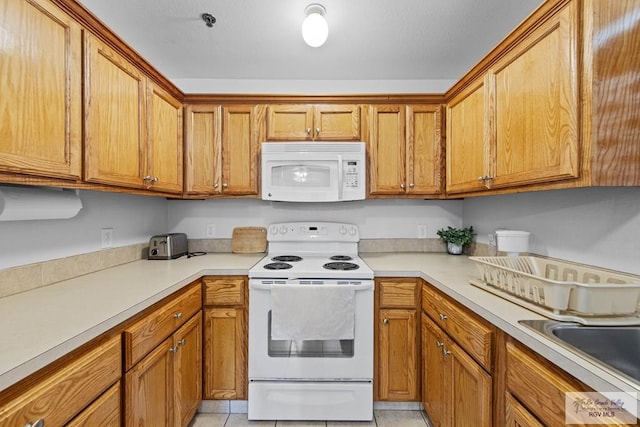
[0, 335, 121, 427]
[124, 282, 202, 369]
[67, 381, 121, 427]
[506, 339, 583, 426]
[203, 276, 245, 306]
[421, 284, 493, 370]
[378, 278, 419, 308]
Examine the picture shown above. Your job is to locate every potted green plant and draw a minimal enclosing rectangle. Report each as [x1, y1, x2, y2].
[436, 226, 474, 255]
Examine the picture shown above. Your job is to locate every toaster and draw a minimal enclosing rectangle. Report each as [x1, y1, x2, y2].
[148, 233, 188, 260]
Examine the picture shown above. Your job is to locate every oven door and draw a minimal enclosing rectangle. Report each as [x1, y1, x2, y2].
[248, 280, 373, 381]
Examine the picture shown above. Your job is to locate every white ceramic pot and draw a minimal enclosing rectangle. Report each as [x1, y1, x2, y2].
[447, 242, 463, 255]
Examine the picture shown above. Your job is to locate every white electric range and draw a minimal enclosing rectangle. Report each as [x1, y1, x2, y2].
[247, 222, 374, 421]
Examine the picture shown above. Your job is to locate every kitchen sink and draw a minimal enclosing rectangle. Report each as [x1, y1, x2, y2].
[519, 320, 640, 386]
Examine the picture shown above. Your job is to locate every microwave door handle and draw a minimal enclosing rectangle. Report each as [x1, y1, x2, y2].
[337, 155, 344, 200]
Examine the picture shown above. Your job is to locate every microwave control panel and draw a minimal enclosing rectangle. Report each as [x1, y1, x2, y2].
[344, 160, 360, 188]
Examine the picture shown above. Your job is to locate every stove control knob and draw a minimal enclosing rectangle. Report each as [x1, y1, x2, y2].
[339, 225, 348, 235]
[348, 226, 357, 236]
[269, 225, 278, 235]
[279, 225, 288, 234]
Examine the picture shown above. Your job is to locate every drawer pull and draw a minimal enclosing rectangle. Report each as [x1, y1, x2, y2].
[174, 312, 183, 320]
[439, 313, 448, 321]
[25, 420, 45, 427]
[383, 318, 389, 324]
[177, 338, 186, 346]
[169, 346, 178, 354]
[442, 348, 451, 357]
[436, 341, 444, 348]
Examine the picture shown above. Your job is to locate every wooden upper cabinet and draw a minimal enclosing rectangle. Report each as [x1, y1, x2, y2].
[368, 105, 406, 195]
[146, 82, 183, 193]
[221, 105, 260, 195]
[266, 104, 360, 141]
[406, 105, 443, 195]
[85, 33, 183, 194]
[0, 0, 82, 180]
[488, 0, 579, 189]
[184, 105, 222, 195]
[446, 78, 488, 194]
[369, 104, 443, 196]
[84, 32, 147, 189]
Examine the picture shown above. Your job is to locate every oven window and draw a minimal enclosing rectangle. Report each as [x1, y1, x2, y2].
[271, 165, 331, 187]
[267, 311, 354, 358]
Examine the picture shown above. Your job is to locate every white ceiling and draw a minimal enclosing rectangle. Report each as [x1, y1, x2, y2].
[77, 0, 543, 92]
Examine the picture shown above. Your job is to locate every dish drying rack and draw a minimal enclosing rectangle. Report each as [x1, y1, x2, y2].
[469, 256, 640, 325]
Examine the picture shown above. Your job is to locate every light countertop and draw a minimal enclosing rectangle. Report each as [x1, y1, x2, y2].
[0, 252, 637, 400]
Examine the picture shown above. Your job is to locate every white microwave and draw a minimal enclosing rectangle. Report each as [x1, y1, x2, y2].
[261, 142, 366, 202]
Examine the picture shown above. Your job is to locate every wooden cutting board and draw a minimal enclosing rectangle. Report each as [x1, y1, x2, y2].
[231, 227, 267, 253]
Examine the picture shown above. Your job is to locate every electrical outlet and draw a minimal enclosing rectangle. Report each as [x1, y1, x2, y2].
[488, 233, 496, 248]
[101, 228, 113, 248]
[206, 223, 216, 238]
[417, 225, 428, 239]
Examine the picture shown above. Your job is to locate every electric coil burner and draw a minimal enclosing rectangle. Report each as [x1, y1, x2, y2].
[323, 261, 360, 271]
[248, 222, 374, 421]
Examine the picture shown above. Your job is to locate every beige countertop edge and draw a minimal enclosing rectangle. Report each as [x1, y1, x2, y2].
[1, 252, 638, 402]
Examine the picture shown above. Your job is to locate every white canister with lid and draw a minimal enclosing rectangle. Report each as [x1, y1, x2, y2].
[496, 230, 530, 256]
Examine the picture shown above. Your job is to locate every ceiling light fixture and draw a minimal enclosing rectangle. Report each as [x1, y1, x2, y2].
[302, 4, 328, 47]
[202, 13, 216, 28]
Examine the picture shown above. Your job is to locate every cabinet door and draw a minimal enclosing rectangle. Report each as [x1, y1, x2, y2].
[147, 82, 183, 193]
[314, 105, 360, 140]
[174, 312, 202, 427]
[221, 105, 259, 195]
[449, 340, 492, 427]
[368, 105, 406, 195]
[406, 105, 443, 195]
[489, 1, 579, 189]
[377, 308, 419, 401]
[446, 78, 488, 194]
[0, 0, 82, 180]
[204, 307, 247, 399]
[422, 314, 447, 427]
[504, 392, 544, 427]
[125, 338, 174, 427]
[84, 33, 147, 189]
[266, 104, 314, 140]
[184, 104, 222, 195]
[67, 381, 121, 427]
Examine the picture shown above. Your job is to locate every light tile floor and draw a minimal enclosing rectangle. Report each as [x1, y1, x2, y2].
[190, 410, 432, 427]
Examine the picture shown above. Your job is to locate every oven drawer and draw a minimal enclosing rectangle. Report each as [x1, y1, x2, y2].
[248, 381, 373, 421]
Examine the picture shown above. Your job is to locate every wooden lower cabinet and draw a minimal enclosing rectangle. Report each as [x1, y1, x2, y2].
[0, 335, 121, 427]
[422, 314, 492, 427]
[125, 311, 202, 427]
[203, 276, 248, 399]
[504, 392, 544, 427]
[375, 277, 420, 401]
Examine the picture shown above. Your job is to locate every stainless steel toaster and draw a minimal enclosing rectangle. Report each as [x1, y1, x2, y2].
[148, 233, 188, 260]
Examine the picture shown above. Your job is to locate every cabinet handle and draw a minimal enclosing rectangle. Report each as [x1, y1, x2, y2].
[484, 175, 493, 181]
[152, 176, 159, 183]
[409, 183, 415, 188]
[400, 183, 405, 189]
[174, 312, 183, 320]
[383, 318, 389, 324]
[177, 338, 186, 346]
[439, 313, 448, 321]
[442, 348, 451, 357]
[477, 176, 485, 182]
[306, 128, 311, 136]
[143, 175, 152, 182]
[436, 341, 444, 348]
[169, 346, 178, 353]
[223, 183, 228, 188]
[213, 182, 219, 189]
[315, 127, 320, 137]
[25, 420, 44, 427]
